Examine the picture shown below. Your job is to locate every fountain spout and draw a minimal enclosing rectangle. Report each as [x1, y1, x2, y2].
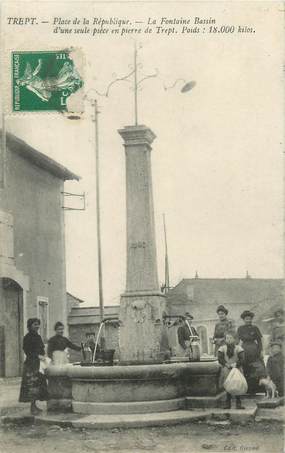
[91, 318, 119, 363]
[92, 321, 105, 363]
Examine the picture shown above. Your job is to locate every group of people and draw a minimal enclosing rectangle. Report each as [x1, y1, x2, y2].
[177, 305, 284, 409]
[19, 318, 81, 414]
[213, 305, 283, 407]
[19, 306, 284, 414]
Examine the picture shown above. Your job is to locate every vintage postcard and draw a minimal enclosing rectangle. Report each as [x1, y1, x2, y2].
[0, 1, 284, 452]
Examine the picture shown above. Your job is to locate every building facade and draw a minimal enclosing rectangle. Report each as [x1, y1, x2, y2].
[166, 277, 284, 355]
[0, 133, 79, 377]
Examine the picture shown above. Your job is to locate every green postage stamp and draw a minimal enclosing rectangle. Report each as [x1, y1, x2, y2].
[12, 50, 84, 112]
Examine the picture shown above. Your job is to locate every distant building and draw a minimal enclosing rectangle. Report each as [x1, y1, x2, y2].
[0, 133, 79, 377]
[68, 277, 283, 359]
[166, 277, 283, 354]
[67, 292, 85, 311]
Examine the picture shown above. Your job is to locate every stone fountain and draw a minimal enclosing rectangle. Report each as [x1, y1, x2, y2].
[118, 125, 167, 364]
[46, 123, 224, 419]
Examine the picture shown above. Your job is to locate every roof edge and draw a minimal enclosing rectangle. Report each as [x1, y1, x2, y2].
[180, 277, 284, 282]
[4, 132, 80, 181]
[66, 291, 85, 303]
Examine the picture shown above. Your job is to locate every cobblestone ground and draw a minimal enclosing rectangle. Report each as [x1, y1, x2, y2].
[0, 379, 284, 453]
[0, 421, 283, 453]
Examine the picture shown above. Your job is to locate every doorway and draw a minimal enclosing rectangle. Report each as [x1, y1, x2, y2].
[0, 278, 23, 377]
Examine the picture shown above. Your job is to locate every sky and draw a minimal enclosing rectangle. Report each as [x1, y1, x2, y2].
[2, 1, 284, 306]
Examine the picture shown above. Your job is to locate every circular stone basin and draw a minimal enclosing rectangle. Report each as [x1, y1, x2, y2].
[46, 359, 223, 415]
[47, 360, 221, 411]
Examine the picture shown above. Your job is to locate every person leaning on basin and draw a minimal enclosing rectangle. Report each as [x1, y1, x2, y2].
[212, 305, 235, 356]
[47, 321, 81, 365]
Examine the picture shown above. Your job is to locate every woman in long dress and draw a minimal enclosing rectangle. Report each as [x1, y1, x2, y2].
[213, 305, 235, 356]
[237, 310, 266, 394]
[19, 318, 49, 414]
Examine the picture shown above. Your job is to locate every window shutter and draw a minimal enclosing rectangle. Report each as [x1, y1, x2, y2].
[0, 211, 14, 264]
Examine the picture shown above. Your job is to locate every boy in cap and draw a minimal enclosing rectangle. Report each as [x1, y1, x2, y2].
[266, 340, 284, 397]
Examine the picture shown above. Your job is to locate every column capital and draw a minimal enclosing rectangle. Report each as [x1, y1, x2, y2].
[118, 125, 156, 147]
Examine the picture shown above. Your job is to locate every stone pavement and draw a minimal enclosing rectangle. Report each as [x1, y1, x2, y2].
[255, 406, 285, 423]
[1, 378, 284, 429]
[0, 378, 26, 415]
[0, 378, 45, 416]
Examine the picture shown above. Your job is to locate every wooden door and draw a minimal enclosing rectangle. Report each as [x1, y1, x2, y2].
[1, 279, 22, 377]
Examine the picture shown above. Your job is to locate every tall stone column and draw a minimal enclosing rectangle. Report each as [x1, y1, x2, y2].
[118, 125, 167, 363]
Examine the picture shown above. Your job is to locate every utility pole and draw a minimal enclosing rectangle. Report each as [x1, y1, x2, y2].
[163, 213, 170, 293]
[134, 41, 138, 126]
[0, 113, 6, 188]
[93, 100, 104, 323]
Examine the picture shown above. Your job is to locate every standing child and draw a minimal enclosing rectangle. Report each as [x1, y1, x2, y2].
[218, 332, 245, 409]
[266, 340, 284, 397]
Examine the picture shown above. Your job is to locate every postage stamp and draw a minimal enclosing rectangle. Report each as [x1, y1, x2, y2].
[12, 50, 84, 112]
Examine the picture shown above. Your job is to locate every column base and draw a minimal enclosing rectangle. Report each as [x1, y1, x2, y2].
[119, 292, 168, 363]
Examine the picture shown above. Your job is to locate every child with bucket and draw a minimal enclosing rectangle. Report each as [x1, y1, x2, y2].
[218, 331, 247, 409]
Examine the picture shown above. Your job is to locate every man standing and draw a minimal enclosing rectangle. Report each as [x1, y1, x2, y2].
[271, 309, 285, 347]
[177, 314, 200, 359]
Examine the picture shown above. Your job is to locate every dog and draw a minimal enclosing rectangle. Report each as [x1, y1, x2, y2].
[259, 377, 279, 399]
